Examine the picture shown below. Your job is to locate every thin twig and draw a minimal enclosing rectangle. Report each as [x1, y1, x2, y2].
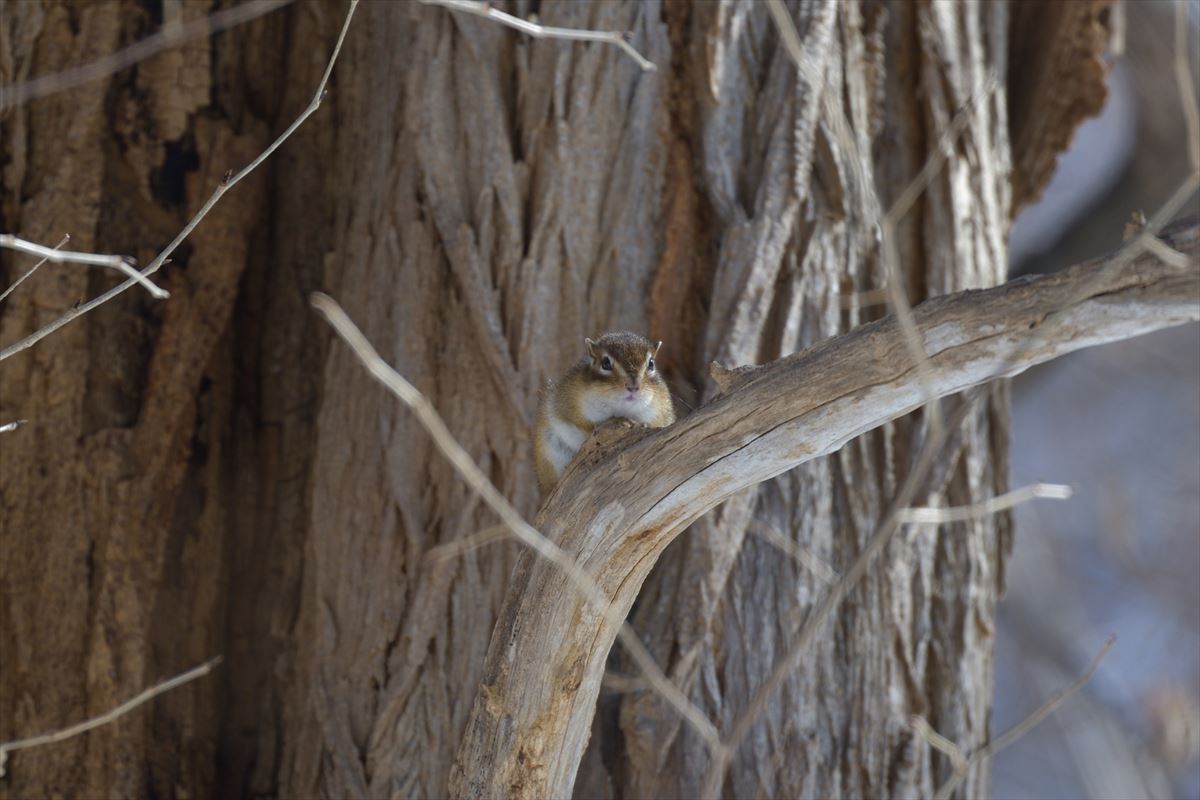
[601, 672, 649, 694]
[0, 656, 222, 778]
[0, 0, 360, 363]
[908, 714, 968, 778]
[1139, 233, 1192, 269]
[750, 523, 840, 585]
[896, 482, 1072, 525]
[425, 523, 510, 562]
[883, 73, 1001, 227]
[1130, 2, 1200, 269]
[0, 234, 70, 304]
[1175, 0, 1200, 173]
[929, 634, 1117, 800]
[839, 286, 891, 309]
[0, 420, 27, 434]
[0, 0, 293, 110]
[419, 0, 656, 72]
[1109, 0, 1127, 58]
[310, 292, 720, 751]
[764, 0, 823, 88]
[0, 235, 167, 299]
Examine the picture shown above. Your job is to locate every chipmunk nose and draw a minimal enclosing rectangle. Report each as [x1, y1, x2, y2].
[626, 382, 640, 393]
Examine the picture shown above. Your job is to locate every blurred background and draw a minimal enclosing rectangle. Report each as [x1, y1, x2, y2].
[997, 3, 1200, 798]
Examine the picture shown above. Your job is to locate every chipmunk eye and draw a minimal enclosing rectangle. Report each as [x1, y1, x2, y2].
[647, 357, 656, 373]
[600, 356, 613, 371]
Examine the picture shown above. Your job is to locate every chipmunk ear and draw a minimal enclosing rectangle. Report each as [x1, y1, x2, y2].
[585, 337, 597, 359]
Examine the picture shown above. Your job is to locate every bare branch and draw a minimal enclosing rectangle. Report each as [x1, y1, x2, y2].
[882, 72, 1001, 228]
[1139, 232, 1192, 269]
[425, 524, 509, 562]
[309, 293, 721, 774]
[750, 523, 839, 585]
[0, 0, 360, 363]
[0, 656, 222, 778]
[1109, 0, 1127, 58]
[455, 220, 1197, 799]
[840, 287, 891, 309]
[929, 634, 1117, 800]
[896, 482, 1072, 525]
[1175, 0, 1200, 173]
[0, 234, 69, 304]
[764, 0, 822, 88]
[0, 235, 167, 299]
[420, 0, 656, 72]
[908, 715, 968, 778]
[0, 0, 293, 110]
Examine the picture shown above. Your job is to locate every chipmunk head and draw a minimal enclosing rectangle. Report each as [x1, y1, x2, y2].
[584, 332, 663, 399]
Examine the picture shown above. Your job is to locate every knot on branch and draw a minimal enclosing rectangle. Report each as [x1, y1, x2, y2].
[709, 360, 762, 395]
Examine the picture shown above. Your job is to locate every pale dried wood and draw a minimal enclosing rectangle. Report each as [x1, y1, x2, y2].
[451, 221, 1199, 799]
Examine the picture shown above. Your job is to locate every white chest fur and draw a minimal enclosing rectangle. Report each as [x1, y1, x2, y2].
[579, 390, 658, 425]
[541, 389, 659, 481]
[542, 411, 587, 477]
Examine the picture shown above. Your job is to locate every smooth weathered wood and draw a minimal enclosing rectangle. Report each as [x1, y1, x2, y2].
[450, 223, 1200, 799]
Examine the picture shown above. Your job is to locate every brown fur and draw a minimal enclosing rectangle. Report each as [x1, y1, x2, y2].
[535, 333, 675, 494]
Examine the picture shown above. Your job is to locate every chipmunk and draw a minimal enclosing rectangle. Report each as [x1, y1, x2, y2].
[535, 332, 676, 494]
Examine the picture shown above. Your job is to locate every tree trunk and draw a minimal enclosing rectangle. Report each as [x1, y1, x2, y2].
[0, 1, 1112, 798]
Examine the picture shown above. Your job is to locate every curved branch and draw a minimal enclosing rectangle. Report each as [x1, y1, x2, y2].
[448, 220, 1199, 799]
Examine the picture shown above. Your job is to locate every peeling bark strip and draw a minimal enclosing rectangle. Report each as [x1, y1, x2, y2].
[451, 224, 1199, 799]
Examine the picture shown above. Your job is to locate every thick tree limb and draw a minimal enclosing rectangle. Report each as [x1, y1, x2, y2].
[450, 221, 1199, 799]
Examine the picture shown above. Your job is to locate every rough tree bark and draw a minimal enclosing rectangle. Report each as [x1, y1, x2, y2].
[0, 1, 1118, 799]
